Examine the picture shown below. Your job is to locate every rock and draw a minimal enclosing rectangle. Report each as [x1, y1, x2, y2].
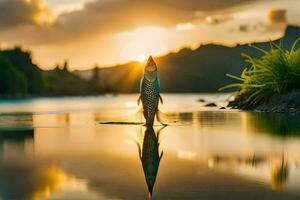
[227, 101, 236, 107]
[198, 98, 206, 102]
[205, 103, 217, 107]
[220, 107, 226, 109]
[230, 90, 300, 113]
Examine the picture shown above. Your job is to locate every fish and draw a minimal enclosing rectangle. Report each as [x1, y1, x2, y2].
[137, 127, 164, 197]
[137, 56, 164, 127]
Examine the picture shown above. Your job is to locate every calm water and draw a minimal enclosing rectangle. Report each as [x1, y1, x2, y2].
[0, 94, 300, 200]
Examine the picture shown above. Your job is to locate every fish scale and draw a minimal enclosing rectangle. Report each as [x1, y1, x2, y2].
[140, 127, 161, 196]
[141, 77, 160, 127]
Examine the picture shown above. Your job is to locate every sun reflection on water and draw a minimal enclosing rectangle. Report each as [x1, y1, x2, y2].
[0, 95, 300, 199]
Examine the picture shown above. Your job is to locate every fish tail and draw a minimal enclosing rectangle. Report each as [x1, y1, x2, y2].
[146, 116, 155, 127]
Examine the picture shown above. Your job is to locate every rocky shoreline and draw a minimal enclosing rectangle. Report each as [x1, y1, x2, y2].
[228, 90, 300, 113]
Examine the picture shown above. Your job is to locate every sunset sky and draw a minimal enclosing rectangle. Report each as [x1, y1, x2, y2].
[0, 0, 299, 70]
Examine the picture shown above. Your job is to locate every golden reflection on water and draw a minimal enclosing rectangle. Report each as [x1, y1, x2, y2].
[1, 96, 300, 199]
[270, 156, 289, 190]
[27, 166, 88, 200]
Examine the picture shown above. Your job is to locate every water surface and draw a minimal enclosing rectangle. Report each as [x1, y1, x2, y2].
[0, 94, 300, 200]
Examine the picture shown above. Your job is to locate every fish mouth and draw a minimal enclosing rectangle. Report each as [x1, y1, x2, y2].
[145, 71, 157, 81]
[145, 65, 157, 72]
[144, 56, 158, 80]
[145, 56, 157, 72]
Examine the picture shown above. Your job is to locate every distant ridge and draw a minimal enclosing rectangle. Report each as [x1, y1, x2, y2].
[76, 25, 300, 93]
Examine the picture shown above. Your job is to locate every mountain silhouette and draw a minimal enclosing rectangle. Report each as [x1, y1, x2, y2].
[77, 25, 300, 93]
[0, 26, 299, 96]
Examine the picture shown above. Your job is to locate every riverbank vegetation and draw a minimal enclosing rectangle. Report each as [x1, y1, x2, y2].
[221, 36, 300, 111]
[0, 48, 101, 97]
[0, 26, 299, 98]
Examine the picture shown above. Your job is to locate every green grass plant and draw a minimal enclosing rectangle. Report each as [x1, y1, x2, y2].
[220, 37, 300, 106]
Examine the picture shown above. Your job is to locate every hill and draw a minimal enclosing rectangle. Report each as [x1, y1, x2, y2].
[0, 49, 98, 97]
[0, 48, 44, 97]
[0, 26, 299, 97]
[76, 25, 300, 93]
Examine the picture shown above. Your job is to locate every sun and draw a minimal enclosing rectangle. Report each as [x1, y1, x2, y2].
[117, 26, 168, 64]
[135, 55, 147, 63]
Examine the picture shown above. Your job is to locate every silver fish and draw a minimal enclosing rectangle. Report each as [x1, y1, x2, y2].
[138, 56, 164, 127]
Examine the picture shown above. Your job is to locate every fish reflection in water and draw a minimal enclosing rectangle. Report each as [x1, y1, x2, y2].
[137, 127, 164, 197]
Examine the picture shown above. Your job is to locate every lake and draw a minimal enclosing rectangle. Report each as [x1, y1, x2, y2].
[0, 94, 300, 200]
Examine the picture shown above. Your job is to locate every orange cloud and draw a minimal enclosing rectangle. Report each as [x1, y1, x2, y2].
[0, 0, 55, 28]
[0, 0, 257, 44]
[268, 9, 287, 24]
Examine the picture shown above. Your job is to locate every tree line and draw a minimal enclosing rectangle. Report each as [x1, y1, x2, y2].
[0, 47, 102, 97]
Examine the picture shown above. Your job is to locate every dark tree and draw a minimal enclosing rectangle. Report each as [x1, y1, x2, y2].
[0, 55, 27, 95]
[91, 65, 100, 85]
[62, 60, 69, 72]
[1, 48, 45, 94]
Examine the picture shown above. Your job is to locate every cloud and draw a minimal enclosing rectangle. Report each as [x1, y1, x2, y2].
[0, 0, 257, 44]
[268, 9, 287, 24]
[239, 24, 249, 32]
[0, 0, 294, 68]
[55, 0, 255, 35]
[0, 0, 54, 28]
[205, 15, 232, 25]
[176, 23, 196, 31]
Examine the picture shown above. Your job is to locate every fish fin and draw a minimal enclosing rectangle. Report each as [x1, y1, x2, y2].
[135, 140, 142, 160]
[156, 111, 168, 126]
[157, 125, 166, 142]
[137, 95, 141, 106]
[159, 95, 163, 104]
[160, 150, 164, 161]
[136, 141, 142, 160]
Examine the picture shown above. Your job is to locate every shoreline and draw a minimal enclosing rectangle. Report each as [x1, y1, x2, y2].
[228, 90, 300, 113]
